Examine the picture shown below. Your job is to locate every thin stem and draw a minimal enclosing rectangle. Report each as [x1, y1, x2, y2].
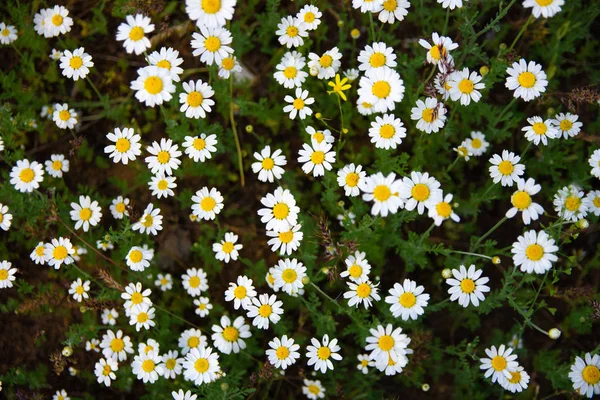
[520, 141, 533, 159]
[417, 65, 437, 96]
[493, 97, 517, 128]
[479, 183, 496, 201]
[447, 250, 493, 261]
[471, 216, 508, 251]
[11, 43, 25, 58]
[446, 157, 460, 173]
[86, 76, 105, 105]
[442, 8, 450, 36]
[368, 12, 376, 42]
[336, 95, 345, 154]
[508, 15, 534, 52]
[229, 77, 245, 187]
[419, 222, 436, 245]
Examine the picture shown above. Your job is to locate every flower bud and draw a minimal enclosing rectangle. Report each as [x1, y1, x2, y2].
[499, 43, 507, 50]
[315, 112, 322, 119]
[350, 28, 361, 39]
[422, 383, 430, 392]
[576, 219, 589, 229]
[441, 269, 452, 279]
[492, 256, 501, 265]
[221, 383, 229, 391]
[337, 20, 344, 28]
[302, 276, 311, 285]
[62, 346, 73, 357]
[548, 328, 561, 340]
[337, 200, 345, 207]
[320, 267, 330, 275]
[480, 66, 489, 76]
[245, 124, 253, 133]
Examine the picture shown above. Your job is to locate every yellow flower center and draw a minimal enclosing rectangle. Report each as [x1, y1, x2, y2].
[52, 160, 63, 171]
[378, 335, 394, 351]
[79, 208, 92, 221]
[508, 371, 522, 384]
[222, 326, 239, 342]
[131, 292, 143, 304]
[76, 286, 85, 295]
[156, 59, 171, 70]
[136, 312, 148, 323]
[110, 338, 124, 352]
[157, 150, 171, 164]
[429, 45, 445, 61]
[129, 249, 143, 263]
[195, 358, 209, 373]
[141, 359, 155, 373]
[422, 108, 435, 123]
[369, 52, 386, 68]
[19, 168, 35, 183]
[1, 29, 9, 37]
[293, 98, 304, 110]
[52, 14, 64, 26]
[193, 137, 206, 150]
[166, 358, 176, 370]
[258, 304, 273, 317]
[272, 202, 290, 220]
[593, 197, 600, 208]
[261, 157, 274, 170]
[372, 81, 391, 98]
[204, 36, 221, 52]
[582, 365, 600, 384]
[535, 0, 553, 6]
[373, 185, 391, 201]
[313, 132, 325, 143]
[69, 56, 83, 69]
[491, 356, 507, 371]
[317, 346, 331, 360]
[517, 71, 536, 88]
[345, 172, 359, 187]
[276, 345, 290, 359]
[319, 54, 333, 68]
[458, 79, 474, 94]
[310, 150, 325, 164]
[436, 202, 452, 218]
[189, 276, 201, 288]
[379, 124, 395, 139]
[532, 122, 547, 135]
[221, 241, 234, 254]
[187, 91, 203, 107]
[564, 195, 581, 211]
[233, 285, 247, 299]
[304, 12, 315, 23]
[283, 66, 297, 79]
[128, 26, 144, 41]
[103, 365, 112, 376]
[115, 138, 130, 153]
[188, 336, 200, 348]
[559, 119, 573, 131]
[35, 246, 45, 256]
[278, 230, 294, 243]
[267, 273, 275, 285]
[142, 214, 154, 228]
[200, 196, 216, 211]
[202, 0, 221, 13]
[383, 0, 397, 11]
[282, 268, 297, 283]
[460, 278, 475, 294]
[144, 76, 163, 95]
[59, 110, 71, 121]
[471, 138, 482, 148]
[308, 385, 320, 395]
[157, 179, 169, 191]
[356, 283, 372, 298]
[286, 26, 298, 37]
[399, 292, 417, 307]
[512, 191, 532, 210]
[0, 270, 9, 280]
[53, 245, 68, 260]
[411, 183, 430, 201]
[349, 264, 362, 278]
[525, 244, 544, 261]
[498, 160, 514, 175]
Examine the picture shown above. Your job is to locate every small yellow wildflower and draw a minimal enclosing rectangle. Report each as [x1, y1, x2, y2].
[327, 74, 351, 101]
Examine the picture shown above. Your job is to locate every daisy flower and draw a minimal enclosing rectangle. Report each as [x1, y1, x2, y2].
[101, 308, 118, 326]
[44, 6, 73, 37]
[0, 261, 17, 289]
[303, 379, 326, 399]
[364, 324, 411, 369]
[0, 204, 12, 231]
[464, 131, 489, 156]
[489, 150, 526, 187]
[353, 0, 384, 13]
[179, 79, 215, 119]
[589, 149, 600, 179]
[337, 164, 366, 197]
[500, 366, 530, 393]
[182, 268, 209, 297]
[368, 113, 406, 150]
[553, 112, 582, 139]
[344, 68, 360, 81]
[448, 68, 485, 105]
[145, 138, 181, 176]
[385, 279, 430, 321]
[446, 264, 490, 307]
[95, 357, 118, 387]
[183, 134, 218, 162]
[418, 32, 458, 66]
[554, 186, 588, 222]
[306, 126, 334, 146]
[110, 196, 130, 219]
[129, 303, 156, 331]
[155, 273, 173, 291]
[148, 47, 183, 81]
[116, 14, 154, 55]
[44, 237, 75, 269]
[506, 178, 544, 224]
[132, 351, 163, 383]
[340, 251, 371, 282]
[172, 390, 198, 400]
[59, 48, 93, 81]
[306, 334, 343, 373]
[149, 174, 176, 198]
[69, 278, 90, 302]
[252, 145, 287, 182]
[276, 16, 308, 48]
[308, 47, 342, 80]
[139, 339, 160, 355]
[297, 5, 321, 30]
[194, 297, 213, 317]
[70, 195, 102, 232]
[357, 66, 405, 113]
[343, 278, 381, 309]
[522, 116, 559, 145]
[100, 329, 134, 362]
[411, 97, 447, 134]
[479, 345, 519, 384]
[399, 171, 442, 215]
[49, 49, 63, 60]
[126, 246, 153, 271]
[266, 335, 300, 370]
[568, 352, 600, 398]
[0, 23, 18, 44]
[121, 282, 152, 316]
[182, 346, 220, 385]
[246, 293, 284, 329]
[505, 59, 548, 102]
[53, 390, 70, 400]
[266, 224, 303, 255]
[191, 187, 224, 221]
[297, 141, 336, 177]
[131, 66, 176, 107]
[274, 52, 308, 89]
[33, 8, 49, 37]
[523, 0, 564, 18]
[53, 103, 78, 129]
[185, 0, 235, 28]
[31, 242, 47, 265]
[191, 26, 233, 66]
[258, 187, 300, 232]
[44, 154, 69, 178]
[218, 55, 242, 79]
[361, 172, 404, 217]
[213, 232, 242, 263]
[104, 127, 142, 165]
[159, 350, 183, 379]
[357, 353, 375, 374]
[428, 193, 460, 226]
[512, 229, 559, 274]
[585, 190, 600, 216]
[283, 88, 314, 120]
[178, 329, 207, 355]
[211, 315, 252, 354]
[41, 104, 56, 119]
[438, 0, 463, 9]
[271, 258, 306, 295]
[378, 0, 410, 22]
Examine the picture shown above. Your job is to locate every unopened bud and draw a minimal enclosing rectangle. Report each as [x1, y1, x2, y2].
[441, 269, 452, 279]
[480, 66, 489, 76]
[302, 276, 311, 285]
[62, 346, 73, 357]
[576, 219, 589, 229]
[350, 28, 361, 39]
[422, 383, 430, 392]
[337, 20, 344, 27]
[245, 125, 253, 133]
[499, 43, 507, 50]
[221, 383, 229, 391]
[492, 256, 501, 265]
[320, 267, 330, 275]
[337, 200, 345, 207]
[315, 112, 322, 119]
[548, 328, 561, 340]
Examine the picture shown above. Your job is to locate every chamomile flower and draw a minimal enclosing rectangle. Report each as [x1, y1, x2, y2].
[361, 172, 404, 217]
[121, 282, 152, 316]
[298, 141, 336, 177]
[132, 351, 163, 383]
[68, 278, 90, 302]
[246, 293, 284, 329]
[178, 329, 207, 355]
[110, 196, 130, 219]
[172, 390, 198, 400]
[428, 193, 460, 226]
[357, 66, 405, 113]
[297, 5, 322, 30]
[438, 0, 463, 9]
[489, 150, 526, 187]
[303, 379, 326, 399]
[569, 352, 600, 398]
[448, 68, 485, 105]
[53, 390, 70, 400]
[131, 66, 176, 107]
[585, 190, 600, 216]
[506, 178, 544, 224]
[182, 346, 220, 385]
[105, 127, 142, 165]
[411, 97, 447, 134]
[276, 16, 308, 48]
[272, 258, 307, 295]
[274, 52, 308, 89]
[364, 324, 411, 369]
[344, 68, 360, 81]
[158, 350, 183, 379]
[357, 354, 375, 374]
[44, 154, 69, 178]
[0, 23, 18, 44]
[344, 278, 381, 309]
[126, 246, 153, 271]
[378, 0, 411, 23]
[446, 264, 490, 307]
[59, 48, 93, 81]
[258, 187, 300, 232]
[505, 59, 548, 101]
[308, 47, 342, 80]
[149, 174, 176, 199]
[155, 273, 173, 291]
[194, 297, 213, 317]
[340, 251, 371, 282]
[53, 103, 78, 129]
[523, 0, 564, 18]
[266, 224, 303, 255]
[95, 357, 118, 387]
[213, 232, 242, 263]
[306, 126, 335, 146]
[148, 47, 184, 82]
[434, 73, 452, 100]
[116, 14, 154, 55]
[589, 149, 600, 179]
[44, 6, 74, 37]
[522, 116, 559, 145]
[385, 279, 430, 320]
[100, 329, 134, 362]
[399, 171, 442, 214]
[70, 195, 102, 232]
[0, 204, 12, 231]
[212, 315, 252, 354]
[500, 366, 530, 393]
[41, 104, 56, 119]
[284, 88, 314, 120]
[139, 339, 160, 356]
[553, 112, 582, 139]
[464, 131, 488, 157]
[553, 186, 588, 222]
[357, 99, 375, 115]
[50, 49, 63, 60]
[102, 308, 118, 326]
[185, 0, 235, 28]
[353, 0, 384, 13]
[179, 79, 215, 119]
[183, 134, 218, 162]
[306, 334, 343, 373]
[182, 268, 209, 297]
[33, 8, 49, 37]
[337, 164, 367, 197]
[479, 345, 519, 384]
[44, 237, 75, 269]
[266, 335, 301, 370]
[252, 145, 287, 182]
[191, 26, 233, 66]
[145, 138, 181, 176]
[191, 187, 224, 221]
[369, 113, 407, 149]
[0, 261, 17, 289]
[418, 32, 458, 66]
[129, 303, 156, 331]
[31, 242, 47, 265]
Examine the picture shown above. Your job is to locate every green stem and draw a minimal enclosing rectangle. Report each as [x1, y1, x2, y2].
[418, 65, 437, 96]
[492, 97, 517, 128]
[229, 77, 245, 187]
[86, 76, 105, 105]
[419, 222, 436, 245]
[368, 12, 376, 42]
[446, 157, 460, 173]
[11, 43, 25, 58]
[520, 141, 533, 159]
[447, 250, 493, 261]
[442, 8, 450, 36]
[508, 15, 534, 52]
[472, 216, 508, 251]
